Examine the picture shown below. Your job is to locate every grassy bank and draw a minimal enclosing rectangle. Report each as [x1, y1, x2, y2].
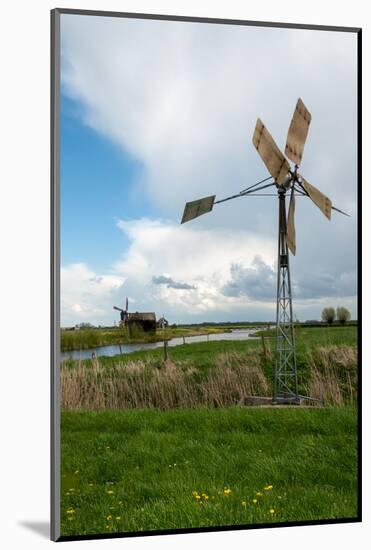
[61, 325, 232, 352]
[61, 326, 358, 409]
[60, 406, 358, 536]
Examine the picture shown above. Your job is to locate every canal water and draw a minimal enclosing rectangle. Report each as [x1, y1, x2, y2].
[60, 328, 262, 361]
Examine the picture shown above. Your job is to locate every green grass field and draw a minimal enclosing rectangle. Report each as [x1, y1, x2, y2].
[61, 406, 358, 536]
[60, 325, 359, 537]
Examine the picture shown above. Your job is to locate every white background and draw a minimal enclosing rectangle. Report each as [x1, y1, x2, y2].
[0, 0, 368, 548]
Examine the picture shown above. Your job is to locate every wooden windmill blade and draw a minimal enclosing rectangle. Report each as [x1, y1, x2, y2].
[299, 175, 332, 220]
[285, 98, 312, 166]
[252, 118, 290, 185]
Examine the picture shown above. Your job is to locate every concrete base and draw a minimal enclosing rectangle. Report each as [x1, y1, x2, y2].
[239, 395, 324, 407]
[239, 396, 273, 406]
[272, 396, 301, 405]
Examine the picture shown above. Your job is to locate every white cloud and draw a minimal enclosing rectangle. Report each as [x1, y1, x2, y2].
[61, 16, 356, 218]
[61, 216, 356, 326]
[61, 263, 125, 325]
[61, 218, 277, 325]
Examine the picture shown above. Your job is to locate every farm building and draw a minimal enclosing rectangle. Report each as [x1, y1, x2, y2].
[157, 316, 169, 329]
[127, 312, 157, 332]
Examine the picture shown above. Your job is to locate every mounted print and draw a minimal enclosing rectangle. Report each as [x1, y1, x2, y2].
[51, 8, 361, 542]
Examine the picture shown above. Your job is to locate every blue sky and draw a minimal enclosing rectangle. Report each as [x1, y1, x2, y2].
[61, 95, 149, 272]
[60, 14, 357, 327]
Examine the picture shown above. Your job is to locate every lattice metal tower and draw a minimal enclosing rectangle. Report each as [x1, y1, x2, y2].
[274, 186, 299, 404]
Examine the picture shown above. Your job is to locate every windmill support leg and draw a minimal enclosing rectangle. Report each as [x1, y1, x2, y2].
[273, 189, 299, 404]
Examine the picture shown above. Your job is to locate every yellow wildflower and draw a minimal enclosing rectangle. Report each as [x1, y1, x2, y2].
[106, 515, 112, 520]
[116, 516, 121, 521]
[195, 495, 201, 500]
[107, 490, 114, 495]
[264, 485, 273, 491]
[256, 492, 263, 497]
[269, 508, 275, 514]
[242, 500, 247, 506]
[74, 470, 79, 474]
[252, 499, 258, 504]
[66, 509, 75, 514]
[223, 488, 232, 496]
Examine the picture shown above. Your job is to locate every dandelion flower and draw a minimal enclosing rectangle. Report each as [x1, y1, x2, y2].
[256, 492, 263, 497]
[269, 508, 275, 514]
[242, 501, 247, 506]
[252, 499, 258, 504]
[106, 515, 112, 520]
[264, 485, 273, 491]
[223, 488, 232, 496]
[116, 516, 121, 521]
[195, 495, 201, 500]
[66, 509, 75, 514]
[107, 490, 114, 495]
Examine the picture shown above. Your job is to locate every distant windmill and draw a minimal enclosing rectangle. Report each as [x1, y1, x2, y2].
[180, 98, 349, 404]
[113, 296, 129, 326]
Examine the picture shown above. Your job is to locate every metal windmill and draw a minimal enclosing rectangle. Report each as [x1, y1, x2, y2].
[180, 98, 348, 404]
[113, 296, 129, 326]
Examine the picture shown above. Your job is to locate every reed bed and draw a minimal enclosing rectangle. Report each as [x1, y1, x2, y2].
[60, 344, 357, 410]
[306, 345, 358, 406]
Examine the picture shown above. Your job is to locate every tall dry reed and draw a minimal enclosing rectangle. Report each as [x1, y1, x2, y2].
[305, 346, 357, 406]
[61, 351, 269, 410]
[60, 345, 357, 410]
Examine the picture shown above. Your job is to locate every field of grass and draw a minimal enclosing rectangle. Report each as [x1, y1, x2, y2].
[60, 406, 358, 537]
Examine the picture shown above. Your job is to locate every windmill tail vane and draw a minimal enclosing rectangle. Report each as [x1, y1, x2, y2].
[180, 98, 349, 404]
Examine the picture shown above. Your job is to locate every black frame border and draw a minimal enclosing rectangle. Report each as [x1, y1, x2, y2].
[51, 7, 362, 543]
